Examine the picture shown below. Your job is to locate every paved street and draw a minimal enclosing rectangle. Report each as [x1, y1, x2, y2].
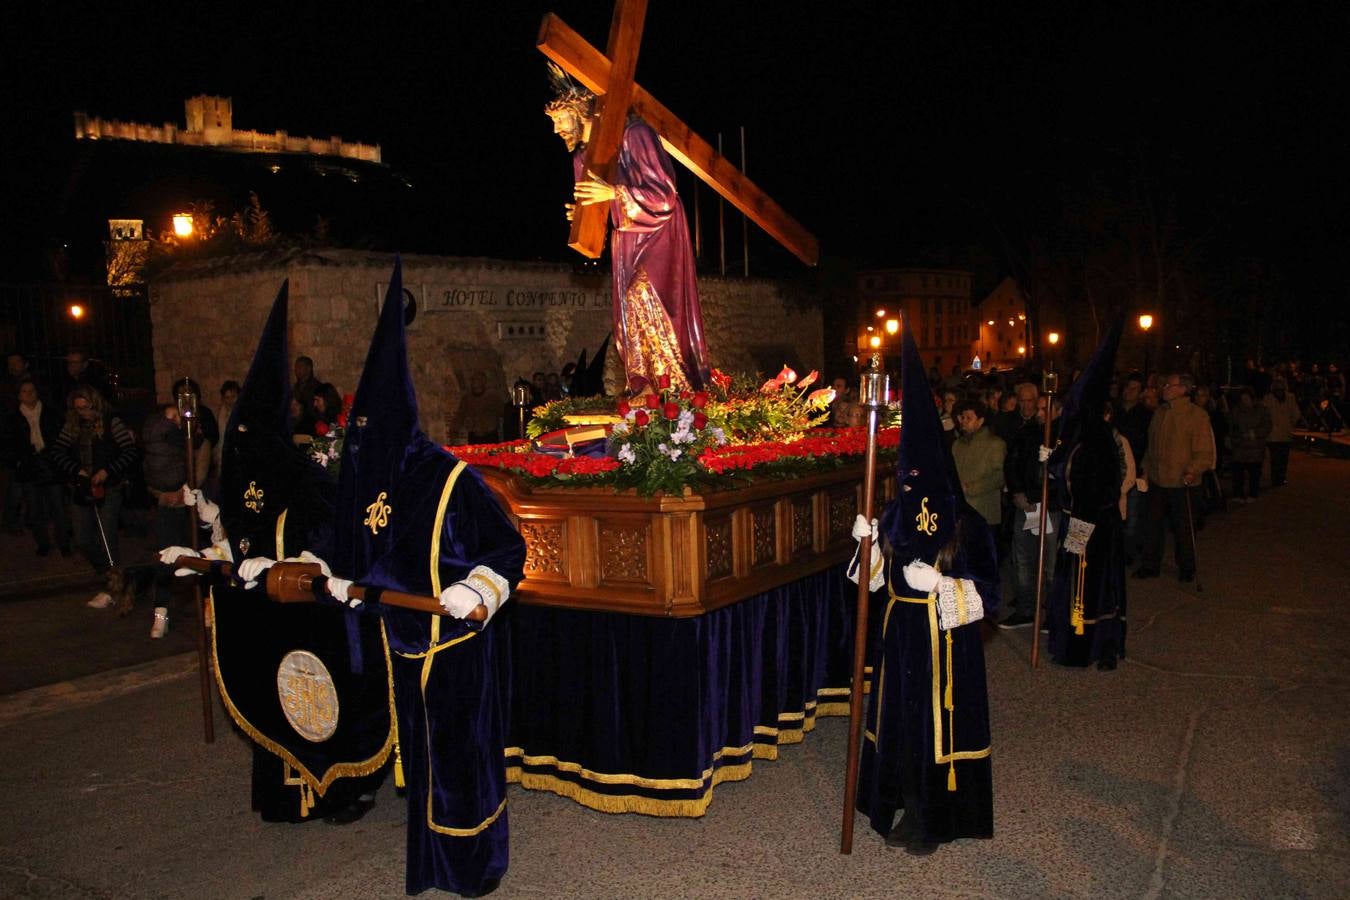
[1, 451, 1347, 899]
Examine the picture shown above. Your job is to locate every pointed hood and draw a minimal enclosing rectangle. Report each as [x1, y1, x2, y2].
[1053, 313, 1125, 460]
[229, 279, 292, 434]
[334, 256, 441, 580]
[220, 279, 334, 560]
[880, 313, 964, 564]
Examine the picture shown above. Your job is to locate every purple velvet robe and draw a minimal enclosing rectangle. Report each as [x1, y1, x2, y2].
[573, 117, 710, 393]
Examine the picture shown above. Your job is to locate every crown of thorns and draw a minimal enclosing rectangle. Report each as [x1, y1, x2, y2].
[544, 62, 595, 116]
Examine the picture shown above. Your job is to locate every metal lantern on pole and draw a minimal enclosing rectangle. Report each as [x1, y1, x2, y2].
[1030, 332, 1060, 669]
[1138, 314, 1154, 380]
[841, 353, 888, 854]
[175, 379, 214, 741]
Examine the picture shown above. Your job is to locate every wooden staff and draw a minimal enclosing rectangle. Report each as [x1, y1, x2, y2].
[841, 359, 887, 854]
[181, 399, 214, 743]
[1030, 376, 1057, 669]
[169, 557, 487, 622]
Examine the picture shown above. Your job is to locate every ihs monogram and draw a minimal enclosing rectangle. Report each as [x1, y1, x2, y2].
[244, 480, 265, 512]
[915, 496, 938, 536]
[363, 491, 392, 534]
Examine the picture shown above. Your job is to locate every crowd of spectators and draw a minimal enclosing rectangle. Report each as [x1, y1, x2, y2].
[823, 354, 1345, 628]
[0, 349, 351, 638]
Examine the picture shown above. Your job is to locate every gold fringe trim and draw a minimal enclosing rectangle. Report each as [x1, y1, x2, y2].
[505, 762, 755, 818]
[208, 587, 398, 797]
[499, 685, 849, 817]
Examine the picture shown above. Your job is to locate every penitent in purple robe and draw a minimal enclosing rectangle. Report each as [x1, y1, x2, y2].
[574, 117, 710, 394]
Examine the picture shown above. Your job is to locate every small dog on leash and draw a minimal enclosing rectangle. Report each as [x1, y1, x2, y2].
[103, 565, 154, 617]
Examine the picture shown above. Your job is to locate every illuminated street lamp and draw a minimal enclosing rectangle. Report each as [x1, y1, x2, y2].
[1018, 345, 1026, 356]
[875, 308, 886, 318]
[68, 303, 86, 320]
[884, 318, 899, 335]
[868, 335, 882, 350]
[172, 212, 194, 238]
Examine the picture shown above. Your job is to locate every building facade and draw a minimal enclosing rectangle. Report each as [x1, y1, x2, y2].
[855, 268, 975, 375]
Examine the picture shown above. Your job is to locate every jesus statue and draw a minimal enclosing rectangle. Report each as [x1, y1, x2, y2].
[545, 64, 711, 395]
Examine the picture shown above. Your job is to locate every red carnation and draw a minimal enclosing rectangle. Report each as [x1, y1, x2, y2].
[617, 399, 631, 416]
[658, 373, 671, 389]
[336, 412, 348, 428]
[634, 410, 650, 426]
[342, 393, 355, 410]
[691, 391, 709, 409]
[693, 411, 708, 429]
[645, 392, 661, 409]
[314, 420, 330, 436]
[663, 401, 679, 420]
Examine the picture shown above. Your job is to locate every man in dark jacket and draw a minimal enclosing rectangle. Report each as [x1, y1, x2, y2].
[999, 387, 1060, 628]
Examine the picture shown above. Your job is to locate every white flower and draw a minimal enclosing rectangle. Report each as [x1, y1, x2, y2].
[617, 444, 637, 465]
[670, 427, 695, 445]
[657, 443, 682, 461]
[678, 410, 695, 430]
[710, 427, 727, 445]
[611, 421, 630, 437]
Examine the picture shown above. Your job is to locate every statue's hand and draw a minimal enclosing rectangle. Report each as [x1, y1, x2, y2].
[574, 170, 617, 205]
[564, 202, 576, 222]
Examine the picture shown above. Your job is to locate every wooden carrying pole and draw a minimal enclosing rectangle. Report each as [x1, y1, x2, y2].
[841, 361, 886, 853]
[1030, 384, 1055, 669]
[169, 558, 487, 622]
[182, 415, 214, 743]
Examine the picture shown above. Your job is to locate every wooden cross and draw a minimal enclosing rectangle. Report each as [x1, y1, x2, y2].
[538, 4, 819, 266]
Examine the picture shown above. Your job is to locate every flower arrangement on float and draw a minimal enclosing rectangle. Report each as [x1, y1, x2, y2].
[455, 366, 899, 496]
[307, 393, 355, 476]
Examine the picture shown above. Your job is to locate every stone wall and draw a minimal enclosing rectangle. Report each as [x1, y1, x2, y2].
[150, 248, 823, 442]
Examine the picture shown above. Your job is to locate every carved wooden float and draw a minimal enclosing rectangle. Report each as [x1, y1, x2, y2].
[476, 462, 896, 617]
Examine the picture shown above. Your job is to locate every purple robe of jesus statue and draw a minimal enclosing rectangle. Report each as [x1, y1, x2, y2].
[573, 117, 710, 393]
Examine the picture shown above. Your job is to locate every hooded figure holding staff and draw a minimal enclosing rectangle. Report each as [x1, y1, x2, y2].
[849, 314, 998, 855]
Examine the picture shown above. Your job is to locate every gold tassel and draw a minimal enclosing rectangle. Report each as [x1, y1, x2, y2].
[1071, 555, 1087, 635]
[948, 761, 957, 792]
[944, 630, 954, 712]
[394, 741, 405, 789]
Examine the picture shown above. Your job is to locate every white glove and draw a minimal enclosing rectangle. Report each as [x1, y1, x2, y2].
[236, 556, 276, 590]
[902, 559, 941, 594]
[1038, 445, 1052, 463]
[159, 545, 201, 577]
[440, 582, 485, 621]
[287, 550, 332, 578]
[851, 514, 879, 543]
[182, 486, 220, 526]
[325, 576, 361, 608]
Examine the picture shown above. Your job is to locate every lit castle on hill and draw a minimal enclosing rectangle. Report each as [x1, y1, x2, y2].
[73, 95, 382, 164]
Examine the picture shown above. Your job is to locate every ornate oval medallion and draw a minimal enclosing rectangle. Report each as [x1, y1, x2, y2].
[276, 650, 339, 742]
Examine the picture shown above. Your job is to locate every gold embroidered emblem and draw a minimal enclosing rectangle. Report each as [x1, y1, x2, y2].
[916, 496, 939, 535]
[276, 650, 339, 742]
[244, 480, 264, 512]
[363, 491, 392, 534]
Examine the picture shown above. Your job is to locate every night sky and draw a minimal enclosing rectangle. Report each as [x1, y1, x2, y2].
[3, 2, 1345, 356]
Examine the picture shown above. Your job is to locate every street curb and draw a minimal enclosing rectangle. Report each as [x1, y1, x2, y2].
[0, 651, 198, 728]
[0, 572, 103, 603]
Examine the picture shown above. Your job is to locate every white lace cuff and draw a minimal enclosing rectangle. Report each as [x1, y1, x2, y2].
[936, 576, 983, 631]
[460, 565, 510, 616]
